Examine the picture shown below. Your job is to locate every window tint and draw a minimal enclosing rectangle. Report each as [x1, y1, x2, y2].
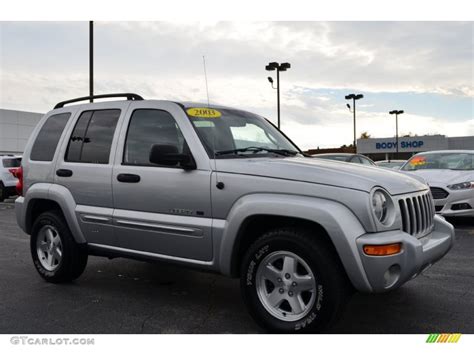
[2, 158, 21, 168]
[124, 109, 186, 166]
[65, 110, 120, 164]
[30, 113, 71, 161]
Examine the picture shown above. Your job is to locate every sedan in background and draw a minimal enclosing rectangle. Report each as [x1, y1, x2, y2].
[312, 153, 376, 166]
[376, 160, 407, 170]
[401, 150, 474, 217]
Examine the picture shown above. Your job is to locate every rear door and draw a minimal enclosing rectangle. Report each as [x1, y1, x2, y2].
[111, 101, 213, 261]
[54, 102, 130, 246]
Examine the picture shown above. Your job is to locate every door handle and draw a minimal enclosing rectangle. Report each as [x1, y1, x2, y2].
[117, 173, 141, 183]
[56, 169, 73, 177]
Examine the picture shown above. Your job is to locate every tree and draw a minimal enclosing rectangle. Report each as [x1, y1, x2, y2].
[360, 131, 371, 139]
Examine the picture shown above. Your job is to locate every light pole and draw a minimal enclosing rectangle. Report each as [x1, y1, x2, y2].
[266, 62, 291, 129]
[389, 110, 404, 158]
[345, 93, 364, 151]
[89, 21, 94, 102]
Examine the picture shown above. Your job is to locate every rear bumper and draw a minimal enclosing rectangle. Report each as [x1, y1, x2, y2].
[15, 196, 27, 233]
[355, 215, 454, 292]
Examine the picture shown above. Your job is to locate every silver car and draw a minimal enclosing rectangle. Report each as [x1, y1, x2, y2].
[15, 94, 454, 333]
[401, 150, 474, 217]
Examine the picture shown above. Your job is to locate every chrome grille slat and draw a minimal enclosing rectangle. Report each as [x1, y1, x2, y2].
[398, 191, 434, 238]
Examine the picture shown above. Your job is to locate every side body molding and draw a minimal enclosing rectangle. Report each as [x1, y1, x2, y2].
[216, 193, 372, 292]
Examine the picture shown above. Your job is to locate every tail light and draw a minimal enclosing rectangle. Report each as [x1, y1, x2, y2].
[11, 166, 23, 196]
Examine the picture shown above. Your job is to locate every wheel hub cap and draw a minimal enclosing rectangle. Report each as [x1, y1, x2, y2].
[36, 225, 63, 271]
[256, 251, 317, 322]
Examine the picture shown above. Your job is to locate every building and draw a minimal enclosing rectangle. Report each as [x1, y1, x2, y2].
[357, 135, 474, 160]
[0, 108, 44, 155]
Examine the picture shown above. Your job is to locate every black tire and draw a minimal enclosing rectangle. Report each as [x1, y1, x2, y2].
[240, 227, 351, 333]
[0, 182, 5, 202]
[30, 210, 88, 283]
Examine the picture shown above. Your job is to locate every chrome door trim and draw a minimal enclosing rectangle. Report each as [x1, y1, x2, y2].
[114, 218, 203, 237]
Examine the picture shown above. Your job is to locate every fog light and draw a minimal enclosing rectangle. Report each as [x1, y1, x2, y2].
[451, 203, 472, 211]
[363, 243, 402, 256]
[384, 264, 401, 288]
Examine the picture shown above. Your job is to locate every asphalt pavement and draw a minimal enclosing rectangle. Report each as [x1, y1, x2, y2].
[0, 199, 472, 334]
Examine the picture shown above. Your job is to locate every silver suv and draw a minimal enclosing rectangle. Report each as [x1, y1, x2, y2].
[15, 93, 454, 333]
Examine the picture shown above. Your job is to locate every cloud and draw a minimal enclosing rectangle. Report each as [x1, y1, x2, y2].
[1, 21, 472, 150]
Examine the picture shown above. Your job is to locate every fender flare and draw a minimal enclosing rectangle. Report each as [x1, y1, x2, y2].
[23, 183, 86, 243]
[218, 193, 372, 292]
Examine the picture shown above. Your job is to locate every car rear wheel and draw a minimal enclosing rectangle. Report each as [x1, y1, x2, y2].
[31, 211, 88, 283]
[240, 227, 351, 333]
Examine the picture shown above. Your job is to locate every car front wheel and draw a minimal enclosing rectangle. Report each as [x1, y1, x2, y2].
[240, 227, 351, 333]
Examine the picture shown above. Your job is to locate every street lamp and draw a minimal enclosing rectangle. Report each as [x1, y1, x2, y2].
[345, 93, 364, 151]
[389, 110, 404, 158]
[89, 21, 94, 102]
[266, 62, 291, 129]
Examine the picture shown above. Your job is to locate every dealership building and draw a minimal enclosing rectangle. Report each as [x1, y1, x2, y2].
[357, 135, 474, 160]
[0, 108, 44, 155]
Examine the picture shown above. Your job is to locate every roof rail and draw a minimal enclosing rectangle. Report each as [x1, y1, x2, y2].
[54, 93, 144, 109]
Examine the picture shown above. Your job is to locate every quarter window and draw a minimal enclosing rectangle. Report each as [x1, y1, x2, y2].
[65, 109, 120, 164]
[123, 109, 186, 166]
[30, 113, 71, 161]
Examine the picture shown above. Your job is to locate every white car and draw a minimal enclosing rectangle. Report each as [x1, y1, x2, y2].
[401, 150, 474, 217]
[0, 155, 22, 202]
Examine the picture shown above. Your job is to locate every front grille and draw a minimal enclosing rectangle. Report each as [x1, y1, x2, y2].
[430, 187, 449, 199]
[398, 191, 435, 238]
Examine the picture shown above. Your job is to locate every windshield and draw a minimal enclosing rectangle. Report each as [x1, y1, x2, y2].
[402, 152, 474, 171]
[314, 155, 349, 162]
[2, 157, 21, 168]
[185, 107, 300, 158]
[377, 161, 404, 168]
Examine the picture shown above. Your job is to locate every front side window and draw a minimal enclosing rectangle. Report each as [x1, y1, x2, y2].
[65, 109, 120, 164]
[123, 109, 186, 166]
[402, 152, 474, 171]
[30, 113, 71, 161]
[359, 157, 374, 166]
[185, 107, 300, 158]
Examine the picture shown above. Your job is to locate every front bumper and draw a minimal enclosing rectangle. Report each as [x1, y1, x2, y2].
[433, 186, 474, 217]
[355, 215, 454, 292]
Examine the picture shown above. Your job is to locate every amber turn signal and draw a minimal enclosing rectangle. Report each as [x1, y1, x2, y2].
[363, 243, 402, 256]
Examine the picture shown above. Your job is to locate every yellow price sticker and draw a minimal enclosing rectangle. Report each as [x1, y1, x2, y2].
[187, 107, 222, 118]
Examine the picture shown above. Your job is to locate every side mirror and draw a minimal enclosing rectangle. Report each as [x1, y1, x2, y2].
[149, 144, 196, 170]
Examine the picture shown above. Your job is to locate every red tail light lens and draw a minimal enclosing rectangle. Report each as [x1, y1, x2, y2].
[14, 166, 23, 196]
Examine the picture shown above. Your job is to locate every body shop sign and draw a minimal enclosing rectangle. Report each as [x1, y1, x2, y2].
[376, 140, 424, 150]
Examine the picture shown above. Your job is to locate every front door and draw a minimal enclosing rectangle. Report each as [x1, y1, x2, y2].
[111, 102, 213, 261]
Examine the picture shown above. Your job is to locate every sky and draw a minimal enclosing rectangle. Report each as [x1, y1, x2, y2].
[0, 21, 473, 150]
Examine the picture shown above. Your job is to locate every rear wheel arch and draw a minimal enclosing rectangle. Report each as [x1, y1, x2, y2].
[26, 199, 64, 234]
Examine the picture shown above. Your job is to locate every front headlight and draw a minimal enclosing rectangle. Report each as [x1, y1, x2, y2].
[372, 190, 388, 222]
[371, 189, 395, 226]
[447, 181, 474, 190]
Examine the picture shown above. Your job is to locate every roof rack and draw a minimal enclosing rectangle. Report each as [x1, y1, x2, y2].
[54, 93, 144, 109]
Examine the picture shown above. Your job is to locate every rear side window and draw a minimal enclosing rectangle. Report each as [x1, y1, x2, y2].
[30, 113, 71, 161]
[2, 158, 21, 168]
[65, 109, 120, 164]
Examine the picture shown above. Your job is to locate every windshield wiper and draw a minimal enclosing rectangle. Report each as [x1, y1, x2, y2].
[215, 146, 299, 157]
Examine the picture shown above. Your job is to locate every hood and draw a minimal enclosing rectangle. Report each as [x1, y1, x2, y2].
[215, 157, 427, 195]
[402, 169, 474, 186]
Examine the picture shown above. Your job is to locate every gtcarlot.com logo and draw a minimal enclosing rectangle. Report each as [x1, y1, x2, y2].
[426, 333, 462, 343]
[10, 336, 95, 346]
